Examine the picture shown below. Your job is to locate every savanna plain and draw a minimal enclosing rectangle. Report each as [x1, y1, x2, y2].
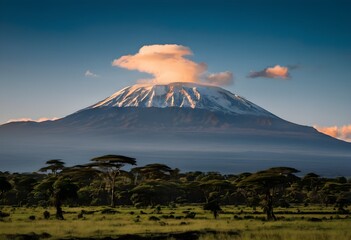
[0, 205, 350, 240]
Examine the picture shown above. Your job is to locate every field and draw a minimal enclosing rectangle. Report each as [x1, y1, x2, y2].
[0, 205, 350, 240]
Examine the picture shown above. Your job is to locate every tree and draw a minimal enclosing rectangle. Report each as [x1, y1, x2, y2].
[60, 166, 103, 205]
[238, 167, 299, 220]
[131, 163, 175, 184]
[130, 181, 182, 207]
[35, 160, 79, 219]
[52, 178, 78, 219]
[39, 159, 65, 175]
[322, 182, 351, 213]
[33, 174, 78, 219]
[12, 174, 40, 206]
[33, 176, 57, 206]
[0, 176, 12, 199]
[199, 179, 233, 203]
[81, 155, 136, 207]
[204, 199, 221, 219]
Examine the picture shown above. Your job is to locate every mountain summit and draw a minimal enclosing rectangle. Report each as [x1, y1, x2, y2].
[86, 82, 274, 117]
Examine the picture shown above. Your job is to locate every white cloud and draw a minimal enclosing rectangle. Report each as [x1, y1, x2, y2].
[85, 70, 99, 78]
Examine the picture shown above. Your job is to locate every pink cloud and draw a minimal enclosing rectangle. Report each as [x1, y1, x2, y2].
[266, 65, 289, 78]
[5, 117, 59, 124]
[314, 124, 351, 142]
[248, 65, 290, 79]
[112, 44, 233, 86]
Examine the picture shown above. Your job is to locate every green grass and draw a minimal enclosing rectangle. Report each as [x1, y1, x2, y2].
[0, 205, 350, 240]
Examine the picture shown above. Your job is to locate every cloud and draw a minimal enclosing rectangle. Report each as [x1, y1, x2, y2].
[112, 44, 233, 86]
[314, 125, 351, 142]
[6, 117, 59, 124]
[36, 117, 59, 122]
[203, 71, 234, 86]
[85, 70, 99, 78]
[248, 65, 290, 79]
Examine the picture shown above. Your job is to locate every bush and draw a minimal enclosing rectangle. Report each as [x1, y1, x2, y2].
[149, 216, 160, 221]
[185, 212, 196, 219]
[0, 211, 10, 218]
[43, 210, 50, 219]
[101, 208, 119, 214]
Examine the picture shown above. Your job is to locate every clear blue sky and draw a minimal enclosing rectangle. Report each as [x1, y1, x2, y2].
[1, 0, 350, 127]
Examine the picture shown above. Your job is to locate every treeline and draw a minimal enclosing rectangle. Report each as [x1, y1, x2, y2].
[0, 155, 350, 220]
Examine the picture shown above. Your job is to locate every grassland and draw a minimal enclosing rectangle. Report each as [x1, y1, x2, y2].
[0, 205, 350, 240]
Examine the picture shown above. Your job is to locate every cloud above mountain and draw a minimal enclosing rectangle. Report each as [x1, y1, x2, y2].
[112, 44, 233, 86]
[248, 65, 290, 79]
[314, 125, 351, 142]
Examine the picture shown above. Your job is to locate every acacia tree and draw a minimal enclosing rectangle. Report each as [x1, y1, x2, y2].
[52, 178, 78, 219]
[204, 198, 221, 219]
[322, 182, 351, 213]
[131, 163, 175, 184]
[238, 167, 299, 220]
[130, 181, 181, 207]
[82, 155, 136, 207]
[35, 160, 78, 219]
[198, 179, 233, 203]
[39, 159, 65, 175]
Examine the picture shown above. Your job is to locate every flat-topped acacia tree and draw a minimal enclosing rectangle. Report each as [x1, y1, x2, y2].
[84, 155, 137, 207]
[238, 167, 299, 220]
[36, 160, 78, 220]
[131, 163, 175, 183]
[38, 159, 65, 175]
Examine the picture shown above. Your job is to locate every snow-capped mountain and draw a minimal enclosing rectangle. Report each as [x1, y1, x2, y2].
[86, 82, 275, 117]
[1, 82, 350, 175]
[57, 82, 285, 130]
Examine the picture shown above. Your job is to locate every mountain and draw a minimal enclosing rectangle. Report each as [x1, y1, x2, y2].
[0, 82, 350, 175]
[57, 82, 302, 131]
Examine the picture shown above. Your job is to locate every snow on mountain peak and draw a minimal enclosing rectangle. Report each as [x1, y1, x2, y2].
[87, 82, 274, 117]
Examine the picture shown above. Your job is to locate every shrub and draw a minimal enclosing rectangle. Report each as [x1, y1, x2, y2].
[43, 210, 50, 219]
[0, 211, 10, 218]
[185, 212, 196, 219]
[149, 216, 160, 221]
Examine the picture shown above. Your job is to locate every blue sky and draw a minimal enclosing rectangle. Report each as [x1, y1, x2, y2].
[0, 0, 350, 131]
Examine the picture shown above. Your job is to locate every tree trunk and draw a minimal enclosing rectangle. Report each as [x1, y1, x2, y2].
[213, 210, 218, 219]
[55, 195, 64, 220]
[265, 191, 276, 221]
[110, 176, 116, 207]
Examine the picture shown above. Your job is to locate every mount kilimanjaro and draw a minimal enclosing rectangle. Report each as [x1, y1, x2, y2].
[0, 82, 350, 175]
